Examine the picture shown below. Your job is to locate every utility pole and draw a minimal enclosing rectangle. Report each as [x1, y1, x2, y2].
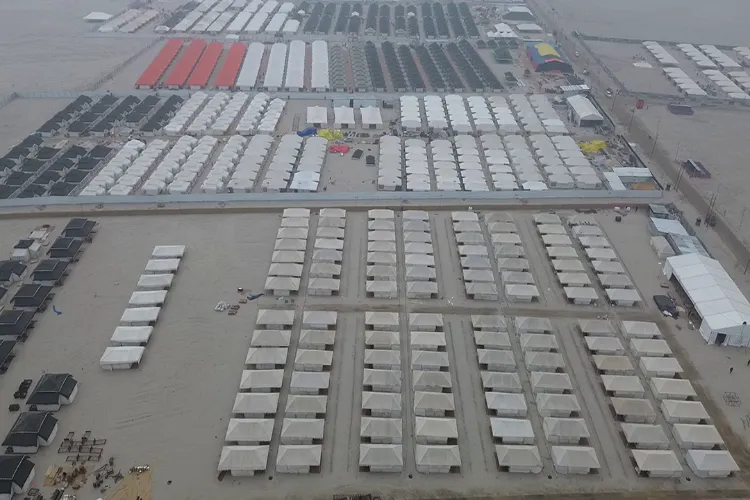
[740, 207, 747, 233]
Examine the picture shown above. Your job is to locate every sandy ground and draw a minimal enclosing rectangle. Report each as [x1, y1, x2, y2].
[540, 0, 750, 45]
[1, 209, 748, 499]
[0, 0, 150, 95]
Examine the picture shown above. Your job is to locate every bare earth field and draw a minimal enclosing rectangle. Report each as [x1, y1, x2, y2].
[2, 209, 749, 499]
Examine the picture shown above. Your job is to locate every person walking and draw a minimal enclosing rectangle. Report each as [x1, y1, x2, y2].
[730, 367, 734, 374]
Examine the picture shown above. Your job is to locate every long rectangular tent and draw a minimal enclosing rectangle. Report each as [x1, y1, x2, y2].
[218, 446, 270, 476]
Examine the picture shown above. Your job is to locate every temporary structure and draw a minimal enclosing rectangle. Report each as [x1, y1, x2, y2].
[363, 369, 402, 392]
[564, 287, 598, 305]
[265, 276, 301, 296]
[359, 444, 403, 472]
[365, 349, 401, 369]
[251, 330, 291, 347]
[649, 378, 697, 401]
[360, 417, 403, 444]
[620, 423, 670, 450]
[481, 372, 522, 393]
[584, 336, 624, 354]
[365, 331, 400, 349]
[529, 372, 572, 394]
[490, 418, 535, 444]
[246, 347, 288, 369]
[415, 445, 461, 473]
[100, 346, 145, 370]
[578, 319, 615, 337]
[520, 333, 559, 352]
[110, 326, 153, 346]
[298, 330, 335, 350]
[611, 398, 657, 424]
[606, 288, 642, 306]
[407, 281, 439, 299]
[506, 284, 540, 302]
[128, 290, 168, 308]
[276, 445, 322, 473]
[413, 370, 452, 392]
[474, 331, 511, 349]
[478, 349, 516, 371]
[411, 332, 446, 351]
[672, 424, 724, 449]
[290, 371, 331, 394]
[551, 446, 600, 474]
[686, 450, 739, 478]
[485, 392, 527, 417]
[409, 313, 444, 331]
[225, 419, 275, 445]
[285, 395, 328, 418]
[601, 375, 645, 398]
[233, 393, 280, 417]
[495, 445, 543, 473]
[415, 417, 459, 444]
[302, 311, 337, 330]
[536, 393, 581, 418]
[280, 418, 325, 445]
[144, 258, 180, 274]
[472, 315, 507, 331]
[639, 357, 683, 378]
[136, 273, 174, 290]
[621, 321, 662, 338]
[362, 391, 402, 417]
[553, 260, 585, 272]
[630, 339, 672, 357]
[120, 307, 160, 326]
[557, 273, 592, 287]
[543, 418, 590, 444]
[366, 312, 399, 331]
[151, 245, 186, 259]
[632, 450, 682, 477]
[593, 355, 634, 375]
[414, 391, 455, 417]
[218, 446, 270, 476]
[661, 400, 710, 424]
[294, 349, 333, 371]
[524, 352, 565, 372]
[239, 369, 284, 392]
[514, 316, 552, 333]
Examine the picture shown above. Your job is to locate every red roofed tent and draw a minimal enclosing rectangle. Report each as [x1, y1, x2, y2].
[135, 39, 183, 89]
[187, 42, 224, 89]
[215, 43, 247, 89]
[164, 39, 207, 89]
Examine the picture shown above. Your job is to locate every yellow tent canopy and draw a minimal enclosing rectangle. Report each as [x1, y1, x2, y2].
[578, 140, 607, 154]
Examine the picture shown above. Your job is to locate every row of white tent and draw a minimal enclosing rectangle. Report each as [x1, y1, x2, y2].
[701, 69, 750, 100]
[306, 105, 383, 128]
[98, 8, 158, 33]
[201, 134, 269, 193]
[102, 245, 186, 370]
[642, 41, 679, 67]
[266, 209, 308, 296]
[452, 211, 497, 300]
[170, 0, 297, 34]
[79, 138, 148, 196]
[508, 94, 569, 136]
[485, 211, 540, 301]
[366, 209, 399, 299]
[259, 135, 326, 193]
[400, 210, 438, 299]
[663, 67, 709, 97]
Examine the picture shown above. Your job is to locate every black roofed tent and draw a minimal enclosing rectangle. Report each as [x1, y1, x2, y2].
[0, 340, 16, 372]
[0, 454, 36, 498]
[11, 284, 53, 311]
[0, 310, 35, 341]
[0, 261, 27, 284]
[26, 373, 78, 411]
[2, 412, 58, 453]
[62, 218, 97, 239]
[31, 259, 69, 286]
[48, 237, 83, 260]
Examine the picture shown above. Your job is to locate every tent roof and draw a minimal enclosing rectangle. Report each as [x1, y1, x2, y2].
[650, 378, 696, 398]
[360, 417, 403, 439]
[672, 424, 723, 446]
[281, 418, 325, 440]
[365, 349, 400, 366]
[334, 106, 356, 125]
[686, 450, 739, 473]
[218, 446, 270, 471]
[257, 309, 294, 325]
[120, 307, 160, 323]
[276, 445, 322, 466]
[621, 321, 662, 338]
[360, 106, 383, 126]
[602, 375, 644, 393]
[611, 398, 655, 417]
[365, 330, 400, 347]
[536, 393, 581, 413]
[475, 331, 511, 348]
[307, 106, 328, 123]
[413, 370, 453, 389]
[551, 446, 600, 468]
[225, 419, 275, 442]
[302, 310, 337, 326]
[514, 316, 552, 333]
[640, 357, 682, 374]
[620, 423, 669, 446]
[233, 393, 280, 414]
[362, 391, 402, 411]
[593, 355, 633, 372]
[359, 444, 403, 467]
[411, 331, 447, 348]
[490, 418, 534, 439]
[415, 445, 461, 466]
[495, 445, 542, 468]
[137, 273, 174, 289]
[363, 369, 401, 387]
[631, 339, 672, 356]
[525, 352, 565, 370]
[100, 346, 144, 366]
[543, 418, 590, 439]
[579, 319, 615, 335]
[585, 337, 623, 352]
[485, 392, 527, 411]
[366, 311, 399, 328]
[478, 349, 515, 366]
[666, 253, 750, 332]
[246, 347, 288, 365]
[530, 372, 572, 392]
[661, 400, 709, 419]
[566, 95, 604, 122]
[111, 326, 153, 344]
[240, 369, 284, 390]
[298, 329, 335, 347]
[414, 391, 455, 411]
[286, 394, 328, 413]
[409, 313, 444, 328]
[472, 315, 507, 330]
[520, 333, 559, 351]
[632, 450, 682, 474]
[251, 330, 291, 347]
[290, 371, 331, 391]
[481, 372, 521, 392]
[295, 349, 333, 366]
[415, 417, 459, 439]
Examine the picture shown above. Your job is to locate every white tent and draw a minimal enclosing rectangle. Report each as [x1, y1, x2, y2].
[611, 398, 657, 424]
[514, 316, 551, 333]
[302, 310, 337, 330]
[649, 378, 697, 400]
[495, 445, 543, 473]
[294, 349, 333, 371]
[578, 319, 615, 337]
[529, 372, 572, 394]
[251, 330, 291, 347]
[564, 286, 598, 305]
[520, 333, 559, 352]
[360, 417, 403, 444]
[240, 369, 284, 392]
[276, 445, 322, 473]
[128, 290, 168, 308]
[630, 339, 672, 357]
[136, 273, 174, 291]
[413, 370, 453, 392]
[472, 315, 507, 331]
[360, 106, 383, 129]
[501, 271, 535, 284]
[621, 321, 662, 339]
[246, 347, 288, 368]
[409, 313, 444, 331]
[661, 400, 710, 424]
[672, 424, 724, 449]
[524, 352, 565, 372]
[365, 331, 400, 349]
[290, 371, 330, 394]
[686, 450, 739, 478]
[334, 106, 356, 128]
[365, 349, 401, 369]
[144, 258, 180, 274]
[474, 331, 511, 349]
[359, 444, 403, 472]
[256, 309, 294, 329]
[366, 311, 399, 331]
[593, 355, 634, 375]
[664, 253, 750, 346]
[363, 369, 401, 392]
[632, 450, 682, 477]
[536, 393, 581, 418]
[110, 326, 153, 346]
[120, 307, 160, 326]
[584, 336, 624, 354]
[411, 332, 446, 351]
[481, 372, 522, 393]
[477, 349, 516, 371]
[639, 357, 683, 378]
[367, 280, 398, 299]
[543, 418, 590, 445]
[306, 106, 328, 126]
[601, 375, 645, 398]
[485, 392, 527, 417]
[415, 417, 458, 444]
[225, 419, 275, 445]
[280, 418, 325, 445]
[233, 393, 280, 417]
[265, 276, 301, 296]
[100, 346, 145, 370]
[285, 395, 327, 418]
[414, 391, 455, 417]
[362, 391, 402, 417]
[490, 418, 535, 445]
[298, 329, 335, 350]
[620, 423, 670, 450]
[151, 245, 186, 259]
[218, 446, 269, 476]
[551, 446, 600, 474]
[415, 445, 461, 473]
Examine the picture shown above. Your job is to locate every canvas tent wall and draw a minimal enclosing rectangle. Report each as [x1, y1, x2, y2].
[663, 253, 750, 346]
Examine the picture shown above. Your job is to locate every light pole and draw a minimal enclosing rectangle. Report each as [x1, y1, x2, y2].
[649, 116, 662, 160]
